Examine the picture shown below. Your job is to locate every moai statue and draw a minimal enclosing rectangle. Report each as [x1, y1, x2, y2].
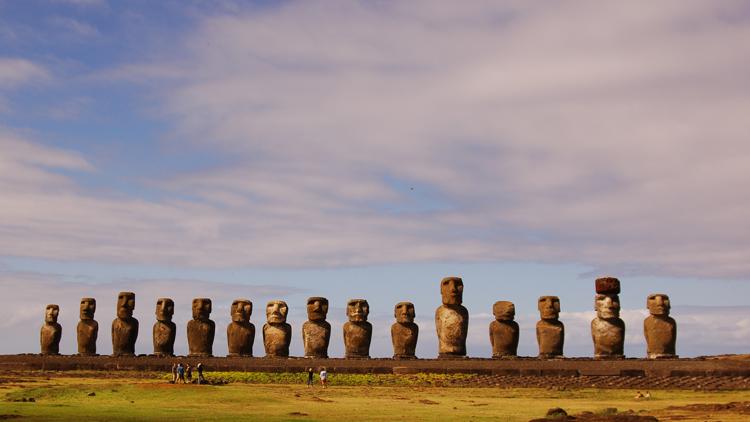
[490, 301, 519, 358]
[77, 297, 98, 356]
[112, 292, 138, 356]
[302, 297, 331, 358]
[40, 304, 62, 355]
[435, 276, 469, 358]
[644, 293, 677, 359]
[391, 302, 418, 359]
[343, 299, 372, 358]
[227, 299, 255, 357]
[153, 298, 176, 357]
[591, 277, 625, 359]
[187, 298, 215, 357]
[536, 296, 564, 358]
[263, 300, 291, 358]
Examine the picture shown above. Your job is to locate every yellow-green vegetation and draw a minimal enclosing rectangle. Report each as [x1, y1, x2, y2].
[1, 372, 749, 421]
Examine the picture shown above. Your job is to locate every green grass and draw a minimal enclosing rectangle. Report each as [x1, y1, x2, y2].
[1, 373, 749, 421]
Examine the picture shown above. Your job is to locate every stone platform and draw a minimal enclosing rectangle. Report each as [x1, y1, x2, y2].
[2, 354, 749, 378]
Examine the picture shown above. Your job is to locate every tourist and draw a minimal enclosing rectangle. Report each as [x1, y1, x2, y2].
[197, 362, 205, 384]
[171, 363, 178, 384]
[307, 367, 314, 387]
[319, 367, 328, 388]
[177, 363, 185, 384]
[186, 364, 193, 383]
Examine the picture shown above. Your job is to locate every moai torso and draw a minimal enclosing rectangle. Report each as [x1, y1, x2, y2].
[537, 296, 564, 358]
[77, 298, 98, 355]
[40, 305, 62, 355]
[490, 301, 519, 358]
[343, 299, 372, 358]
[111, 292, 138, 356]
[344, 322, 372, 358]
[77, 320, 98, 355]
[153, 321, 176, 356]
[536, 320, 564, 357]
[263, 323, 292, 357]
[153, 298, 176, 357]
[112, 318, 139, 356]
[227, 299, 255, 357]
[644, 293, 677, 358]
[490, 320, 519, 358]
[591, 317, 625, 358]
[263, 300, 291, 358]
[188, 298, 215, 357]
[302, 320, 331, 358]
[435, 277, 469, 358]
[391, 301, 418, 359]
[302, 297, 331, 358]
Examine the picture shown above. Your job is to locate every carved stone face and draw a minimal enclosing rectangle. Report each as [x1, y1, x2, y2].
[394, 302, 415, 323]
[493, 301, 515, 321]
[80, 298, 96, 320]
[595, 294, 620, 319]
[155, 298, 174, 322]
[192, 298, 212, 320]
[440, 277, 463, 306]
[231, 299, 252, 323]
[306, 297, 328, 321]
[116, 292, 135, 319]
[347, 299, 369, 322]
[266, 300, 288, 324]
[45, 304, 59, 323]
[647, 293, 670, 316]
[538, 296, 560, 320]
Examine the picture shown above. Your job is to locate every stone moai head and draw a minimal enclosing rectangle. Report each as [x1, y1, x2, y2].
[266, 300, 288, 324]
[155, 298, 174, 322]
[80, 297, 96, 320]
[45, 304, 60, 323]
[595, 294, 621, 319]
[595, 276, 621, 320]
[116, 292, 135, 319]
[192, 298, 212, 321]
[394, 302, 415, 324]
[306, 297, 328, 321]
[440, 277, 463, 306]
[647, 293, 670, 316]
[231, 299, 252, 323]
[493, 301, 515, 321]
[538, 296, 560, 320]
[347, 299, 369, 323]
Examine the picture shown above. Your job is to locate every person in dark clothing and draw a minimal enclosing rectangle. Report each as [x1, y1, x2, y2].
[186, 364, 193, 383]
[176, 363, 185, 384]
[196, 362, 205, 384]
[307, 367, 314, 387]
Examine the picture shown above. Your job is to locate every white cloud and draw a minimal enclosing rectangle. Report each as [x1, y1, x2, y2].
[0, 58, 49, 88]
[2, 1, 750, 279]
[50, 17, 100, 38]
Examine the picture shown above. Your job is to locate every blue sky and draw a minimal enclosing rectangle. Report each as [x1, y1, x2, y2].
[1, 0, 749, 358]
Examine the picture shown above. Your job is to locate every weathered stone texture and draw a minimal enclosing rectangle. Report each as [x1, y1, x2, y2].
[187, 298, 215, 357]
[302, 297, 330, 358]
[435, 277, 469, 358]
[227, 299, 255, 357]
[111, 292, 138, 357]
[263, 300, 291, 358]
[537, 296, 564, 358]
[40, 304, 61, 355]
[391, 302, 418, 359]
[644, 293, 677, 359]
[77, 297, 98, 356]
[153, 298, 175, 357]
[490, 301, 519, 358]
[343, 299, 372, 358]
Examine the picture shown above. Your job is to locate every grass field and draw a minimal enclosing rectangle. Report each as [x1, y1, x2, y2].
[1, 372, 749, 421]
